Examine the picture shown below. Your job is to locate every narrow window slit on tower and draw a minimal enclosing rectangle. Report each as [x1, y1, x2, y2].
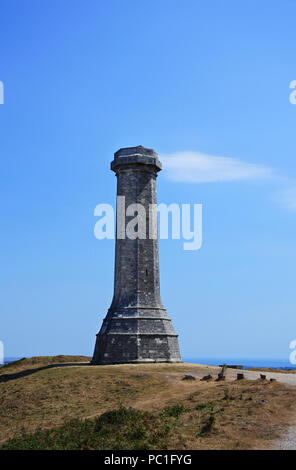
[146, 269, 148, 276]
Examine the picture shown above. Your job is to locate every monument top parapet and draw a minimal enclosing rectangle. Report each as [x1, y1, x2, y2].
[111, 145, 162, 172]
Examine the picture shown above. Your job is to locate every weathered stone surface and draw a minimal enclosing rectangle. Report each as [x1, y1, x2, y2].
[91, 146, 182, 364]
[216, 364, 227, 381]
[201, 374, 212, 381]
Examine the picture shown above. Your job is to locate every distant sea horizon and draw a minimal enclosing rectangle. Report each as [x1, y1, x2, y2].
[1, 356, 296, 370]
[184, 357, 296, 370]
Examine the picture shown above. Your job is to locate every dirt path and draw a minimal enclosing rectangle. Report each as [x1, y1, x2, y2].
[82, 363, 296, 450]
[2, 360, 296, 449]
[225, 368, 296, 450]
[35, 365, 296, 449]
[272, 425, 296, 450]
[44, 362, 296, 386]
[225, 368, 296, 386]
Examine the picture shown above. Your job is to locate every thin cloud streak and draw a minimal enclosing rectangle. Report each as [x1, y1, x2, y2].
[161, 150, 296, 212]
[161, 151, 274, 183]
[276, 186, 296, 211]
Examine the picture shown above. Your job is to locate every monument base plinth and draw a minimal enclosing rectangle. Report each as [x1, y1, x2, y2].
[91, 330, 182, 365]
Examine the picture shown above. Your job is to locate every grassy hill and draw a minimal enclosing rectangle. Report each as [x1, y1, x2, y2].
[1, 356, 296, 450]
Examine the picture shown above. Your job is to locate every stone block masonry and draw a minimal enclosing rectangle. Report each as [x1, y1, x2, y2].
[91, 146, 182, 364]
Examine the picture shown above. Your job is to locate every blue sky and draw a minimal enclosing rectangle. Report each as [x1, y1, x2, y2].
[1, 0, 296, 361]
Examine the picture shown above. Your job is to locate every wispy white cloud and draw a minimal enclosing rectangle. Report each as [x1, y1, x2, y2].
[161, 151, 273, 183]
[276, 186, 296, 211]
[161, 150, 296, 212]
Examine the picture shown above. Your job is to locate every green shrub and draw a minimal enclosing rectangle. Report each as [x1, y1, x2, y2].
[200, 411, 216, 435]
[162, 403, 186, 418]
[195, 402, 215, 411]
[1, 406, 174, 450]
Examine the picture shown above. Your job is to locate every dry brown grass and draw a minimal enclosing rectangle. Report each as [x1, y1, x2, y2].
[1, 356, 296, 449]
[0, 355, 90, 371]
[248, 367, 296, 374]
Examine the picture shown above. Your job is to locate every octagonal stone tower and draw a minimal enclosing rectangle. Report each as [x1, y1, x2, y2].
[91, 146, 182, 364]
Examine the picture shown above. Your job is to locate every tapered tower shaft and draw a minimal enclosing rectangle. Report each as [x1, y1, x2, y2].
[91, 146, 181, 364]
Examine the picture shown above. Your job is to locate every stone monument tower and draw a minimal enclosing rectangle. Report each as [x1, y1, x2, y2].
[91, 146, 181, 364]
